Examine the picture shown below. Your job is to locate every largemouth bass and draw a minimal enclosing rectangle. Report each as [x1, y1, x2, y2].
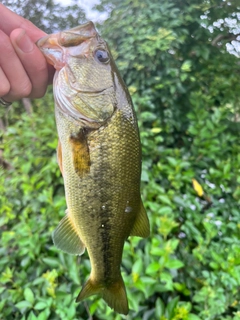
[37, 22, 150, 315]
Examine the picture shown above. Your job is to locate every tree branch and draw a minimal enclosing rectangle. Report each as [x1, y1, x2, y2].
[212, 33, 240, 47]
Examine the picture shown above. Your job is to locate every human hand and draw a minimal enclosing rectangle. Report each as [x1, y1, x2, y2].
[0, 3, 54, 103]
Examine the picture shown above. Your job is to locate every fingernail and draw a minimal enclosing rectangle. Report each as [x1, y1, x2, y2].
[17, 30, 34, 53]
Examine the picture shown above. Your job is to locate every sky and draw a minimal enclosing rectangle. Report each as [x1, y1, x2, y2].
[56, 0, 108, 22]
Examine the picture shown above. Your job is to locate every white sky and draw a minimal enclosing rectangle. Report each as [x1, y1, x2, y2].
[56, 0, 108, 22]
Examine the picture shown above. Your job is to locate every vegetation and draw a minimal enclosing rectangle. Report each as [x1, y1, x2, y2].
[1, 0, 240, 319]
[2, 0, 86, 33]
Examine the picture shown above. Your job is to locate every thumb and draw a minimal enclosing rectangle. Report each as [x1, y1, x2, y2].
[14, 29, 35, 53]
[11, 29, 54, 90]
[10, 28, 51, 98]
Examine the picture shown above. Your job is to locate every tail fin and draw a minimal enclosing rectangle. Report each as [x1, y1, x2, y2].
[76, 276, 129, 315]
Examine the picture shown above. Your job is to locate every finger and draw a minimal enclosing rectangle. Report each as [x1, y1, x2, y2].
[0, 4, 55, 85]
[0, 67, 10, 97]
[0, 30, 32, 101]
[10, 28, 49, 99]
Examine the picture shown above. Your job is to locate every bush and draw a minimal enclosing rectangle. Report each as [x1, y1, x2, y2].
[1, 0, 240, 319]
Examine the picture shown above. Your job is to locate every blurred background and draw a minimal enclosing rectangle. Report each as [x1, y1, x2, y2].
[0, 0, 240, 319]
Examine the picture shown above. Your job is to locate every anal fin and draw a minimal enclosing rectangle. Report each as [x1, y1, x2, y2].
[130, 199, 150, 238]
[52, 214, 85, 255]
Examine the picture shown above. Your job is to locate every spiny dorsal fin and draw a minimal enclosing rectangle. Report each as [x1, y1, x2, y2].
[52, 214, 85, 255]
[130, 199, 150, 238]
[69, 130, 90, 177]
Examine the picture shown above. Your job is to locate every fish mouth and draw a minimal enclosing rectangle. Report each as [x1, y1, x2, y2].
[36, 22, 98, 70]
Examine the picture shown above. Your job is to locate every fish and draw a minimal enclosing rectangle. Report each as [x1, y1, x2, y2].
[37, 21, 150, 315]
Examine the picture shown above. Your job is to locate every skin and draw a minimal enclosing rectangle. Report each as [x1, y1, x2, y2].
[0, 3, 54, 102]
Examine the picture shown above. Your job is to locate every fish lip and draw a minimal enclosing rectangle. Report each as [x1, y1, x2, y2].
[36, 21, 97, 49]
[59, 21, 97, 47]
[36, 34, 59, 48]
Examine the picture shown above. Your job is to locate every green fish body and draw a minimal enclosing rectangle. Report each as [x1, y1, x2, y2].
[37, 22, 150, 315]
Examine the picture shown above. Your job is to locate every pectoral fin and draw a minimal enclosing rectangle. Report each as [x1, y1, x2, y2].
[130, 200, 150, 238]
[57, 140, 63, 176]
[69, 130, 90, 177]
[52, 214, 85, 255]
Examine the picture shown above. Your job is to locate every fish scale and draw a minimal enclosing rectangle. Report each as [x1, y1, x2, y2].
[37, 21, 150, 315]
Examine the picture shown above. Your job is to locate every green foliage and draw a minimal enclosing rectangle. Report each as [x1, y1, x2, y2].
[1, 0, 240, 319]
[0, 95, 88, 319]
[3, 0, 86, 33]
[96, 0, 240, 318]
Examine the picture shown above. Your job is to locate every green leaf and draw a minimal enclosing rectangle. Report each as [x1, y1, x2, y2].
[159, 206, 173, 215]
[167, 239, 180, 251]
[37, 309, 51, 320]
[151, 127, 162, 133]
[34, 302, 48, 310]
[141, 170, 149, 182]
[24, 288, 34, 304]
[132, 258, 143, 275]
[187, 314, 202, 320]
[15, 300, 32, 310]
[167, 157, 178, 167]
[158, 195, 172, 206]
[146, 262, 160, 275]
[42, 257, 59, 268]
[181, 60, 192, 72]
[160, 272, 174, 290]
[166, 296, 179, 318]
[155, 297, 165, 317]
[27, 311, 38, 320]
[165, 259, 184, 269]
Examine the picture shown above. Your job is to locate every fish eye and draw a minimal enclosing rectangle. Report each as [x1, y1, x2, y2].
[95, 49, 109, 63]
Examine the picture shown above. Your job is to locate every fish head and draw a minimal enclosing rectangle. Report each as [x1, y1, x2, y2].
[37, 22, 127, 127]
